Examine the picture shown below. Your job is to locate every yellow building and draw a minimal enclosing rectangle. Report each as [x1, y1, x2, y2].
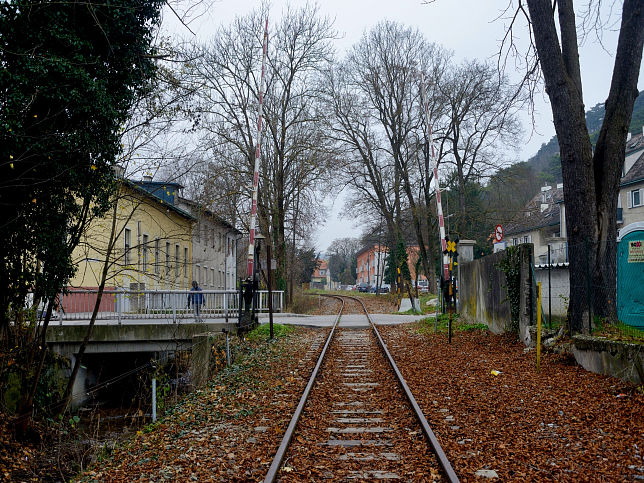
[70, 179, 195, 292]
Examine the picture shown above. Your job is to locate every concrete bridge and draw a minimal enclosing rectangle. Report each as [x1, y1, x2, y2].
[44, 289, 283, 405]
[46, 288, 283, 356]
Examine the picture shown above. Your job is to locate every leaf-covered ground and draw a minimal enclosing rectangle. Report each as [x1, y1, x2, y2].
[279, 327, 442, 481]
[7, 318, 643, 481]
[78, 327, 327, 482]
[308, 293, 399, 315]
[380, 324, 644, 481]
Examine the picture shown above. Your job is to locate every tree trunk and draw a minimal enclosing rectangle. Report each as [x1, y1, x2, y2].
[399, 168, 432, 291]
[526, 0, 644, 332]
[591, 0, 644, 320]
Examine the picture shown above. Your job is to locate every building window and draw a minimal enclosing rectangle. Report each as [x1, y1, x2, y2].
[513, 238, 518, 246]
[196, 264, 200, 283]
[319, 269, 325, 275]
[154, 239, 160, 274]
[165, 242, 171, 274]
[175, 244, 180, 278]
[631, 189, 642, 208]
[124, 228, 131, 265]
[524, 235, 530, 243]
[142, 234, 149, 272]
[184, 247, 188, 278]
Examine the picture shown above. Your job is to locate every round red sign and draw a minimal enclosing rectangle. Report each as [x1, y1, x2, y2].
[495, 224, 504, 242]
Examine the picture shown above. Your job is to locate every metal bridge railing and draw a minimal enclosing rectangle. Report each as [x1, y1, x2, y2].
[55, 289, 283, 325]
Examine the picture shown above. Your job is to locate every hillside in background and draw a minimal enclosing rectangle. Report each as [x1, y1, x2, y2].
[525, 90, 644, 183]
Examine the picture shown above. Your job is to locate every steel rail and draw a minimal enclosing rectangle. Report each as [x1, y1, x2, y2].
[346, 295, 460, 483]
[263, 295, 344, 483]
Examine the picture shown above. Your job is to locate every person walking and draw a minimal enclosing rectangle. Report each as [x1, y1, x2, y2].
[188, 280, 205, 322]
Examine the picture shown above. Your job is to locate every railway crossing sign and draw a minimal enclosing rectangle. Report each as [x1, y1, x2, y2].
[494, 224, 504, 242]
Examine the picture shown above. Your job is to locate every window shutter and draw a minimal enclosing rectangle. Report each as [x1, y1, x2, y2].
[628, 191, 633, 208]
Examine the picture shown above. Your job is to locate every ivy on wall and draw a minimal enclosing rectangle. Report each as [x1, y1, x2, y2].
[497, 246, 522, 333]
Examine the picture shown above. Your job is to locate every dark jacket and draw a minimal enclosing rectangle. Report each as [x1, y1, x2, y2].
[188, 287, 204, 306]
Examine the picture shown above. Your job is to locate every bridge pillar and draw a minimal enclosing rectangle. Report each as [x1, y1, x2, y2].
[192, 332, 221, 388]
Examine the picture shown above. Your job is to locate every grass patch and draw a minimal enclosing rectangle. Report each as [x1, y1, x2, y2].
[417, 313, 488, 335]
[289, 292, 319, 314]
[592, 319, 644, 344]
[245, 323, 294, 341]
[418, 293, 439, 315]
[460, 323, 489, 331]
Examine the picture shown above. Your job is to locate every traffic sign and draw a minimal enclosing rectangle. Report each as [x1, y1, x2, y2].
[495, 224, 504, 242]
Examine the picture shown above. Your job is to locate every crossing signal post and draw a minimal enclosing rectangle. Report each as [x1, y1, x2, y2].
[443, 237, 459, 344]
[396, 267, 401, 295]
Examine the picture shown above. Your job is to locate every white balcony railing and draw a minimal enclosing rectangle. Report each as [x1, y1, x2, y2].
[54, 289, 283, 324]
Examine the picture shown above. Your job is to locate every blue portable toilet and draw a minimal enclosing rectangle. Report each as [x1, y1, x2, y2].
[617, 222, 644, 329]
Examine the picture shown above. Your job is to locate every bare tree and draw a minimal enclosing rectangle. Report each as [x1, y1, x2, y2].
[327, 237, 361, 284]
[325, 21, 450, 289]
[439, 59, 523, 233]
[503, 0, 644, 332]
[184, 3, 336, 302]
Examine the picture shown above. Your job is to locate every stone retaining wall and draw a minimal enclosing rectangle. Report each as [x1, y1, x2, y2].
[572, 335, 644, 385]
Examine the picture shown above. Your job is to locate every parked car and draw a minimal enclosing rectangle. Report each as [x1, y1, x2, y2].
[371, 285, 390, 294]
[357, 283, 370, 293]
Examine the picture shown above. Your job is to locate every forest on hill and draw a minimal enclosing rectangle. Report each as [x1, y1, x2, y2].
[426, 92, 644, 259]
[527, 91, 644, 183]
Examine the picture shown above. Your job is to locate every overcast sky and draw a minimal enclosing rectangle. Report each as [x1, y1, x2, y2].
[163, 0, 644, 253]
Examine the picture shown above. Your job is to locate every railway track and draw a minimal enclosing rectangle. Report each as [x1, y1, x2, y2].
[265, 295, 458, 482]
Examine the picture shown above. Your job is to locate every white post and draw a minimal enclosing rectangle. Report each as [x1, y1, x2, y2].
[226, 331, 231, 366]
[172, 291, 176, 324]
[117, 288, 123, 325]
[151, 378, 157, 422]
[420, 72, 449, 282]
[435, 284, 440, 333]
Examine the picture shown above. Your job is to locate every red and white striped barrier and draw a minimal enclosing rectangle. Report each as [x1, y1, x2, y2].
[247, 18, 269, 279]
[420, 73, 449, 281]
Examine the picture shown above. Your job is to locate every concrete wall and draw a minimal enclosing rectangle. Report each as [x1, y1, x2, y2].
[573, 335, 644, 385]
[534, 266, 569, 318]
[459, 250, 510, 333]
[460, 244, 533, 335]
